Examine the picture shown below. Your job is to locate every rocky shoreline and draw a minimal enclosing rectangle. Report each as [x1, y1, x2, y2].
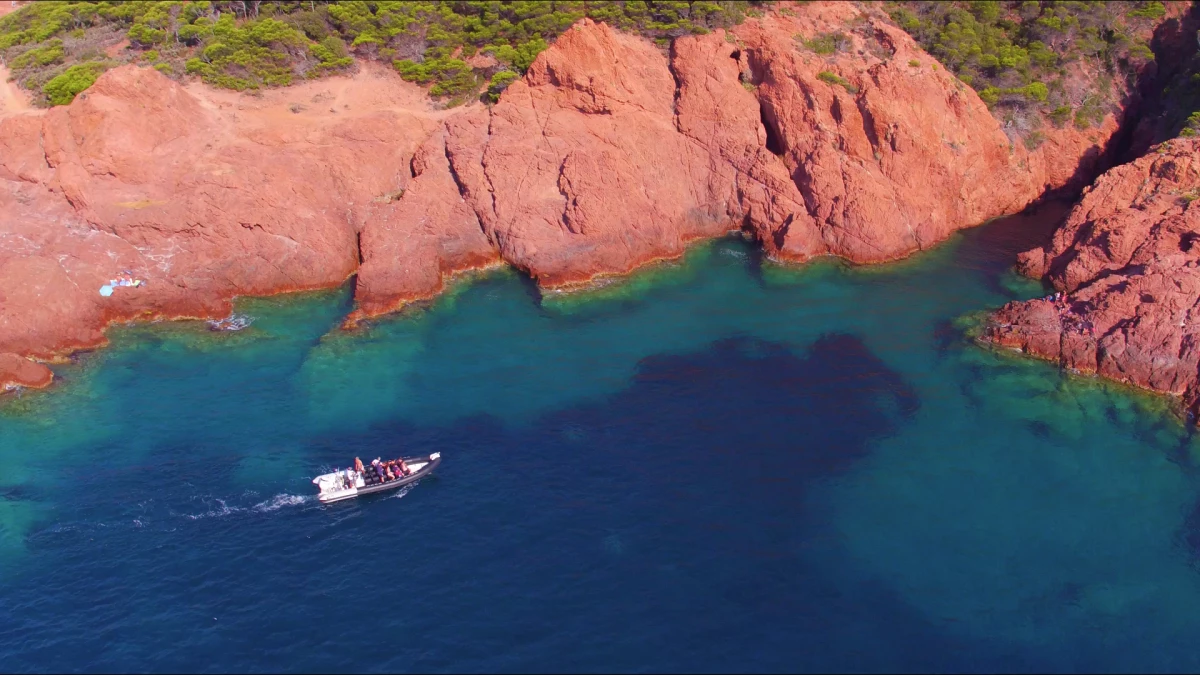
[0, 2, 1155, 395]
[985, 136, 1200, 417]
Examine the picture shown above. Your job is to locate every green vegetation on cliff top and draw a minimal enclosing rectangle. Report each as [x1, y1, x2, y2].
[0, 1, 762, 106]
[1158, 57, 1200, 139]
[885, 1, 1172, 134]
[1, 0, 1190, 138]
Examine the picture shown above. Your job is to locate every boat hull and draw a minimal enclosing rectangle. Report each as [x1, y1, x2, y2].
[313, 453, 440, 504]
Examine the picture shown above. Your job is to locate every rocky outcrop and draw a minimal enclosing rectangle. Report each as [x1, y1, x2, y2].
[724, 5, 1115, 263]
[346, 129, 499, 327]
[986, 137, 1200, 412]
[441, 21, 744, 287]
[0, 3, 1124, 378]
[0, 61, 436, 361]
[438, 9, 1119, 285]
[0, 352, 52, 390]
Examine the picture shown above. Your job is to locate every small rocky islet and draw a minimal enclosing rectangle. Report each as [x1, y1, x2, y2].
[1, 0, 1198, 419]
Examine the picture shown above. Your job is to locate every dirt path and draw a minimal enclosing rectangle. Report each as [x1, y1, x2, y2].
[185, 60, 458, 123]
[0, 3, 32, 115]
[0, 64, 32, 117]
[0, 0, 30, 117]
[0, 1, 26, 19]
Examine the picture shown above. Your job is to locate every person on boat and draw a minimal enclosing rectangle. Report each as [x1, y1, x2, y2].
[384, 464, 396, 481]
[354, 457, 364, 473]
[397, 459, 410, 476]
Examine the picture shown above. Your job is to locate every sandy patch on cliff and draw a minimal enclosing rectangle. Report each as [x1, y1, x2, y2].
[0, 64, 31, 117]
[0, 1, 25, 19]
[185, 60, 463, 130]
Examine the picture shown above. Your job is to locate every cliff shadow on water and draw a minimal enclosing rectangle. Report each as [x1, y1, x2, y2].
[955, 199, 1075, 296]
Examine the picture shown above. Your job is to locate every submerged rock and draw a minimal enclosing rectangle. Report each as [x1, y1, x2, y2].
[207, 314, 253, 332]
[0, 353, 52, 391]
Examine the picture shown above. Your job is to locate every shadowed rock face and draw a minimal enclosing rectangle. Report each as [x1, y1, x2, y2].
[0, 3, 1120, 375]
[986, 138, 1200, 413]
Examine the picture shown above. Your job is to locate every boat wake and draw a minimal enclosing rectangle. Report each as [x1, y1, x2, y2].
[182, 493, 314, 520]
[33, 493, 315, 543]
[387, 484, 415, 500]
[252, 493, 311, 512]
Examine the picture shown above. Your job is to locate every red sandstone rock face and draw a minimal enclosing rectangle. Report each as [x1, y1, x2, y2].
[346, 129, 499, 327]
[725, 6, 1117, 262]
[0, 62, 437, 359]
[443, 9, 1118, 287]
[0, 352, 52, 391]
[444, 21, 738, 287]
[986, 137, 1200, 410]
[0, 4, 1124, 374]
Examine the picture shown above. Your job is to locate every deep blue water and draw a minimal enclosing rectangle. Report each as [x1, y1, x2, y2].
[4, 203, 1200, 672]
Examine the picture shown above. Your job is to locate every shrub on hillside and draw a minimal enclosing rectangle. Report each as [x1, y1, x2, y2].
[42, 63, 105, 105]
[886, 0, 1165, 137]
[817, 70, 858, 94]
[800, 31, 850, 55]
[0, 1, 768, 105]
[485, 70, 520, 103]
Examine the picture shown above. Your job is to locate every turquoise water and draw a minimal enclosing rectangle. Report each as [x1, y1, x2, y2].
[2, 202, 1200, 672]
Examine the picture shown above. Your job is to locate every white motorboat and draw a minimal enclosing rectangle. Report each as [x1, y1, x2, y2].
[312, 453, 441, 504]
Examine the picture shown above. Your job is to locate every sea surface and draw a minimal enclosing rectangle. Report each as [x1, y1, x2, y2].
[3, 203, 1200, 673]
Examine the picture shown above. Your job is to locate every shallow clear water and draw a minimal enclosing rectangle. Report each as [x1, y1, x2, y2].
[3, 203, 1200, 673]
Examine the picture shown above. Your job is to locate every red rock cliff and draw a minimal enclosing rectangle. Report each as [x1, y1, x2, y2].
[986, 137, 1200, 414]
[0, 4, 1122, 385]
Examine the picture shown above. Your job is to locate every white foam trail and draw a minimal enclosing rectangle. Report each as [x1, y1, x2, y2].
[388, 484, 415, 500]
[184, 498, 243, 520]
[182, 493, 312, 520]
[36, 493, 311, 537]
[251, 494, 312, 512]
